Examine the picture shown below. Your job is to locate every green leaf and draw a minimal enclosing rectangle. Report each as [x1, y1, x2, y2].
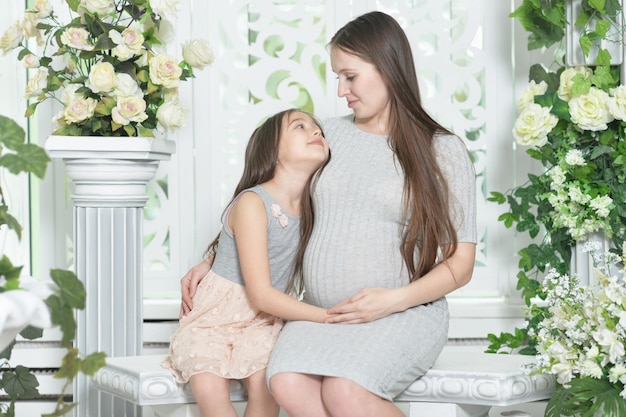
[1, 366, 40, 399]
[487, 191, 506, 204]
[0, 116, 25, 150]
[81, 352, 106, 375]
[55, 348, 82, 380]
[42, 403, 77, 417]
[0, 143, 50, 179]
[50, 269, 85, 310]
[19, 326, 43, 341]
[0, 205, 22, 240]
[66, 0, 81, 12]
[0, 255, 23, 283]
[46, 294, 77, 345]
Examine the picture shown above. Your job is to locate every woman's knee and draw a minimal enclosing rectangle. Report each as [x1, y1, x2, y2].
[321, 377, 372, 414]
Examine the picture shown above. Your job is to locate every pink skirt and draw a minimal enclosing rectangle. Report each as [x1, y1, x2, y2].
[162, 270, 284, 382]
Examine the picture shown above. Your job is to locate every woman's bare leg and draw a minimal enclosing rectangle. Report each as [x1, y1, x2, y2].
[244, 370, 280, 417]
[321, 377, 404, 417]
[189, 372, 237, 417]
[269, 372, 331, 417]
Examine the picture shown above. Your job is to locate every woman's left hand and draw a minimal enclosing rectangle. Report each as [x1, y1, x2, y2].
[325, 287, 402, 323]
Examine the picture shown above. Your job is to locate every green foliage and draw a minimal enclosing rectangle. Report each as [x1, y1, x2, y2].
[0, 118, 105, 417]
[545, 378, 626, 417]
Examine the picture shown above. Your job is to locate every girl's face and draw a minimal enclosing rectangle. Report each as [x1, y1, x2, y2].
[330, 47, 391, 134]
[277, 112, 329, 172]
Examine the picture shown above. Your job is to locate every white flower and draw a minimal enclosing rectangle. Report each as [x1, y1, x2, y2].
[22, 12, 41, 41]
[518, 80, 548, 112]
[111, 73, 143, 98]
[80, 0, 114, 16]
[552, 362, 574, 385]
[22, 54, 40, 68]
[564, 149, 585, 166]
[589, 195, 613, 218]
[149, 54, 182, 88]
[593, 328, 625, 364]
[86, 62, 117, 93]
[62, 96, 97, 123]
[61, 83, 83, 105]
[60, 27, 94, 51]
[512, 103, 558, 147]
[23, 68, 48, 99]
[112, 96, 148, 125]
[156, 100, 186, 129]
[149, 0, 180, 17]
[608, 85, 626, 121]
[0, 21, 24, 55]
[569, 87, 614, 131]
[183, 39, 215, 69]
[558, 66, 593, 102]
[33, 0, 53, 18]
[109, 28, 145, 61]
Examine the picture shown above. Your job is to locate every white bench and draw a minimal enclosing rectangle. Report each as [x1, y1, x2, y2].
[92, 348, 555, 417]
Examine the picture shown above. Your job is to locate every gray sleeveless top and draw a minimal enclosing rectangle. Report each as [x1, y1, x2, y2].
[211, 185, 300, 293]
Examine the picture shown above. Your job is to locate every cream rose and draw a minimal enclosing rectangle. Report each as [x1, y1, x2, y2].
[80, 0, 114, 16]
[182, 39, 214, 69]
[22, 13, 40, 40]
[86, 62, 117, 93]
[23, 68, 48, 99]
[149, 54, 182, 88]
[111, 73, 143, 98]
[149, 0, 180, 17]
[63, 96, 97, 123]
[34, 0, 53, 18]
[557, 66, 592, 102]
[112, 96, 148, 125]
[62, 83, 83, 104]
[512, 103, 558, 147]
[607, 85, 626, 121]
[22, 53, 40, 68]
[518, 80, 548, 112]
[157, 100, 186, 129]
[1, 22, 24, 55]
[569, 87, 614, 131]
[109, 27, 145, 61]
[60, 27, 94, 51]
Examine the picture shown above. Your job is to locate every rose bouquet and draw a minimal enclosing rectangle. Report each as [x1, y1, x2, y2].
[0, 0, 214, 137]
[525, 241, 626, 416]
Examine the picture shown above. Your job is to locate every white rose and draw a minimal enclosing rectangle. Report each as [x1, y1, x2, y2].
[558, 66, 593, 101]
[149, 0, 180, 17]
[112, 96, 148, 125]
[564, 149, 585, 166]
[1, 21, 24, 55]
[23, 68, 48, 99]
[157, 100, 186, 129]
[62, 96, 97, 123]
[22, 53, 40, 68]
[607, 85, 626, 121]
[60, 27, 94, 51]
[512, 103, 558, 147]
[149, 54, 182, 88]
[62, 83, 83, 105]
[518, 80, 548, 112]
[109, 27, 144, 61]
[86, 62, 117, 93]
[80, 0, 114, 15]
[569, 87, 614, 131]
[22, 12, 40, 40]
[34, 0, 53, 18]
[111, 73, 143, 98]
[182, 39, 214, 69]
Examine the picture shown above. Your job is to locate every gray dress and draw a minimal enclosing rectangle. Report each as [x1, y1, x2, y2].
[266, 115, 477, 400]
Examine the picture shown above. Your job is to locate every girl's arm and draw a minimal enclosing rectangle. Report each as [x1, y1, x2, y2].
[229, 192, 329, 323]
[326, 242, 476, 323]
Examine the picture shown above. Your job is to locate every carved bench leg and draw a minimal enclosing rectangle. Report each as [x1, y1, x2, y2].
[409, 402, 491, 417]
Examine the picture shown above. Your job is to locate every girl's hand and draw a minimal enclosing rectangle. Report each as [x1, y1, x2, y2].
[179, 259, 211, 318]
[325, 287, 402, 324]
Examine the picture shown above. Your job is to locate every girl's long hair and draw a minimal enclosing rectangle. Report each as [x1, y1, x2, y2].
[204, 108, 327, 294]
[330, 11, 460, 281]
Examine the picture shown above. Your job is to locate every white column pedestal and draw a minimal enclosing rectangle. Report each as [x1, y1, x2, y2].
[45, 136, 176, 417]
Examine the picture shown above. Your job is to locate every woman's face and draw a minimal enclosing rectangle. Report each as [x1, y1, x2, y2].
[330, 47, 391, 134]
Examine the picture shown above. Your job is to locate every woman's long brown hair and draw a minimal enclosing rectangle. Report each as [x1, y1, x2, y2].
[329, 11, 459, 281]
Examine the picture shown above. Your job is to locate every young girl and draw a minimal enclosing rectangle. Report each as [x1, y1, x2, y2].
[162, 108, 330, 417]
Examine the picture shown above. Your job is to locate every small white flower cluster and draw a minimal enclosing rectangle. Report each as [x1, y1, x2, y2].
[545, 150, 614, 240]
[528, 242, 626, 398]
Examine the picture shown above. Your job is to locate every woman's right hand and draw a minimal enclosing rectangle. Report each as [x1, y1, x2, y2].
[179, 259, 212, 318]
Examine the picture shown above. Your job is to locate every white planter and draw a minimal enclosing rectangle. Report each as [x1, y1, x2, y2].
[44, 135, 176, 417]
